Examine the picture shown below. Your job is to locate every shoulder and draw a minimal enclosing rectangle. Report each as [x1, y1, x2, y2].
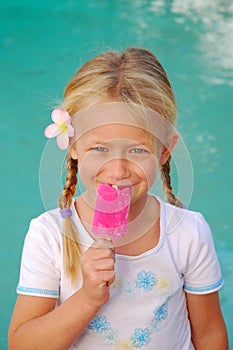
[17, 208, 63, 298]
[30, 207, 63, 230]
[161, 201, 218, 268]
[162, 200, 211, 241]
[160, 201, 223, 292]
[24, 207, 64, 252]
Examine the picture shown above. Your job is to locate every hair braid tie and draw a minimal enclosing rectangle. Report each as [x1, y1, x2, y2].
[60, 208, 72, 219]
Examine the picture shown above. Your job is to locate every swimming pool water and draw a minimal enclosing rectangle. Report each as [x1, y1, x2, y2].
[1, 0, 232, 348]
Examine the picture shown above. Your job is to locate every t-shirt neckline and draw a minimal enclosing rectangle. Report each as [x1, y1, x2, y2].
[71, 195, 165, 259]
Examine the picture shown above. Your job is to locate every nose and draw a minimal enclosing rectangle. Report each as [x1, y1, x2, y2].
[106, 157, 131, 182]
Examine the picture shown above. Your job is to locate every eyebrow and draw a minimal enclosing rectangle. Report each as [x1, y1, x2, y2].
[89, 139, 150, 146]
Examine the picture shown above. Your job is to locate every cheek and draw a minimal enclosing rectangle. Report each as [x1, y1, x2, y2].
[77, 154, 106, 186]
[138, 158, 159, 188]
[147, 166, 158, 188]
[146, 165, 158, 187]
[78, 162, 93, 185]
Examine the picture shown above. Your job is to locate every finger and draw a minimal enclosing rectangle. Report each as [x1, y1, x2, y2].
[87, 246, 115, 261]
[93, 258, 115, 272]
[106, 274, 115, 287]
[92, 238, 114, 249]
[81, 250, 115, 274]
[98, 271, 115, 287]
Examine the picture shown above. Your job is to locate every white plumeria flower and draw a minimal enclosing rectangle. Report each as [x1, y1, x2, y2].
[44, 108, 75, 150]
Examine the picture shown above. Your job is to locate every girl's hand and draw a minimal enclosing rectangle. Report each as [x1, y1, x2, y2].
[80, 239, 115, 307]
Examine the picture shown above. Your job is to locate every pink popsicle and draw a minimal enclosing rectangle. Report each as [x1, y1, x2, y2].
[92, 184, 131, 238]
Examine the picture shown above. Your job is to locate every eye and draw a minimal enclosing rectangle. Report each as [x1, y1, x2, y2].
[130, 148, 148, 154]
[92, 146, 108, 152]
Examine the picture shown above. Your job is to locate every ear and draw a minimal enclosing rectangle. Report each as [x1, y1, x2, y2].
[69, 144, 78, 160]
[159, 133, 179, 165]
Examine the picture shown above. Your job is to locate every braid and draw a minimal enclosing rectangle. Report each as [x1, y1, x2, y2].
[59, 153, 82, 282]
[160, 156, 183, 208]
[59, 154, 78, 209]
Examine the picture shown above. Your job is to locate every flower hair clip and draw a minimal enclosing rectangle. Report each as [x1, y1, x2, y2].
[44, 108, 75, 150]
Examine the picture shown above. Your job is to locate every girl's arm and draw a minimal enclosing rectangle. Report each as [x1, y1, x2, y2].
[8, 240, 115, 350]
[8, 291, 98, 350]
[186, 291, 229, 349]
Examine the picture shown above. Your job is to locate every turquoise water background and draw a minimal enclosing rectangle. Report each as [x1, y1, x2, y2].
[1, 0, 232, 348]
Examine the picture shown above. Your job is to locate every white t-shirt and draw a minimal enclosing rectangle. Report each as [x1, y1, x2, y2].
[17, 197, 223, 349]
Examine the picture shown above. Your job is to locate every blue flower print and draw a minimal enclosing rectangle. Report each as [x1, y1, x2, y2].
[130, 328, 152, 348]
[122, 281, 137, 297]
[102, 328, 118, 345]
[135, 270, 156, 292]
[153, 303, 168, 321]
[88, 315, 111, 334]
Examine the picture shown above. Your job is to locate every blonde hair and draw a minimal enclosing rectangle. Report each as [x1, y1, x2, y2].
[58, 47, 182, 281]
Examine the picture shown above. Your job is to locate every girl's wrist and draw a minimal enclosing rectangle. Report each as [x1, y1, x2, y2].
[76, 287, 104, 312]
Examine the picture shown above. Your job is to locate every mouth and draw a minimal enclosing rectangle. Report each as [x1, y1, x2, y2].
[111, 184, 133, 191]
[95, 181, 133, 192]
[111, 180, 133, 189]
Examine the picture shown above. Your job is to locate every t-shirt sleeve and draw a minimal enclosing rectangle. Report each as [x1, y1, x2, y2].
[183, 212, 224, 295]
[17, 215, 61, 298]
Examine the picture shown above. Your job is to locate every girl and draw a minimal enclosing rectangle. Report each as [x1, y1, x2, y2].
[8, 48, 228, 350]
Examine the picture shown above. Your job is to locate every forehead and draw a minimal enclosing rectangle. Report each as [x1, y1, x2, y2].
[78, 123, 151, 144]
[71, 102, 171, 144]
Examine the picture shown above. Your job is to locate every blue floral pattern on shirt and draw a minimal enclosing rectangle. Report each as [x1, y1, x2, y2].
[88, 315, 111, 334]
[153, 303, 168, 321]
[130, 328, 152, 348]
[102, 328, 118, 345]
[87, 270, 171, 348]
[151, 303, 168, 330]
[135, 270, 156, 291]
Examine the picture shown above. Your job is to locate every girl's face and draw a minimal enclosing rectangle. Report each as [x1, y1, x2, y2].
[72, 123, 158, 206]
[70, 102, 177, 210]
